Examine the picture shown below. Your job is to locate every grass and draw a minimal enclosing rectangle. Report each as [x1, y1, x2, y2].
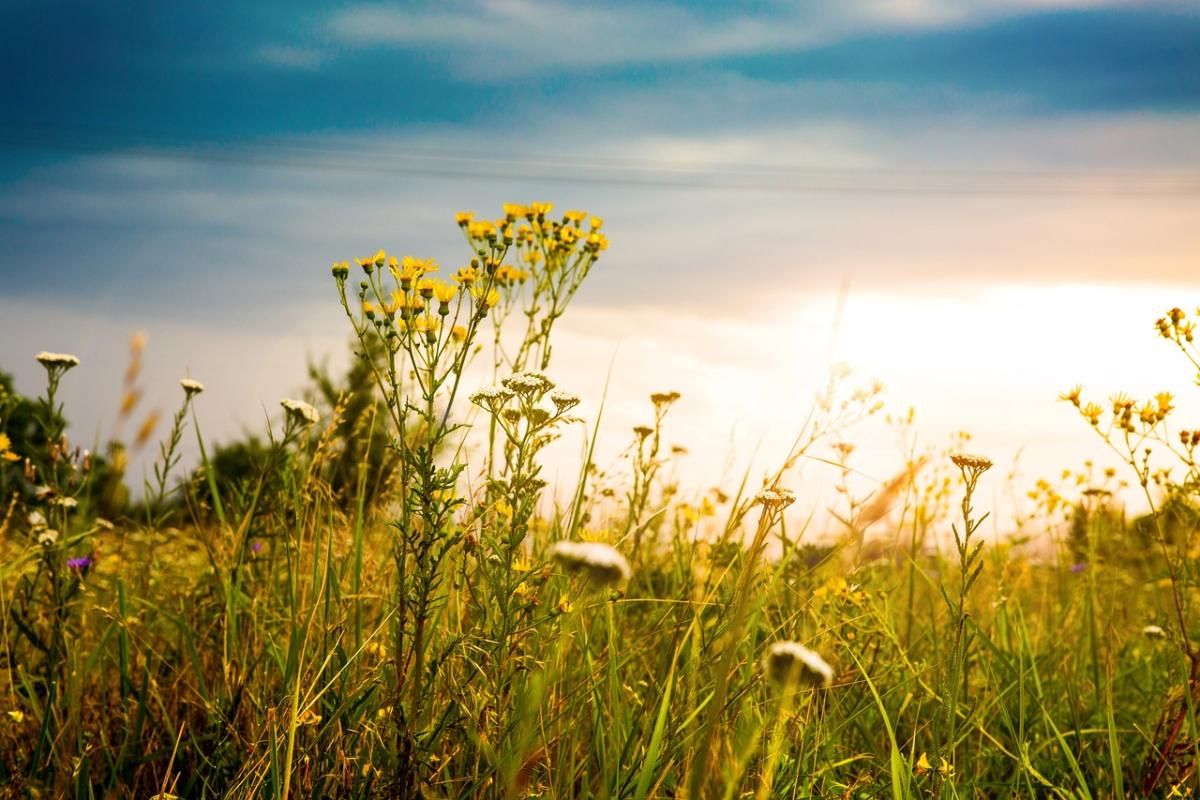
[1, 204, 1199, 798]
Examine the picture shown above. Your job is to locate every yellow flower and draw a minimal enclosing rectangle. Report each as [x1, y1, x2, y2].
[938, 757, 954, 777]
[1058, 385, 1082, 406]
[431, 281, 457, 304]
[472, 286, 500, 311]
[556, 594, 574, 614]
[0, 433, 19, 462]
[373, 249, 387, 267]
[529, 201, 554, 217]
[456, 211, 474, 226]
[454, 266, 478, 285]
[502, 203, 527, 219]
[295, 706, 322, 727]
[1081, 402, 1103, 426]
[586, 231, 609, 252]
[467, 220, 497, 240]
[6, 710, 23, 723]
[451, 325, 468, 342]
[589, 215, 603, 230]
[362, 301, 377, 316]
[915, 752, 931, 776]
[563, 209, 586, 223]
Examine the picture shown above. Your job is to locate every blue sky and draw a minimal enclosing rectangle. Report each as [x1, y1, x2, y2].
[2, 0, 1199, 519]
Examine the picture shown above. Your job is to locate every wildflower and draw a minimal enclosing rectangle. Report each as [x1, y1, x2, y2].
[1070, 561, 1088, 574]
[1058, 385, 1082, 407]
[456, 211, 474, 226]
[280, 398, 320, 426]
[27, 510, 46, 528]
[0, 432, 18, 462]
[633, 425, 653, 439]
[52, 496, 78, 510]
[453, 266, 478, 285]
[950, 453, 993, 472]
[755, 488, 797, 512]
[549, 540, 631, 586]
[1143, 624, 1167, 639]
[331, 261, 350, 280]
[179, 378, 205, 396]
[938, 757, 954, 777]
[355, 255, 376, 274]
[650, 391, 681, 407]
[67, 555, 94, 571]
[450, 325, 468, 342]
[589, 215, 604, 230]
[250, 540, 264, 554]
[502, 203, 527, 220]
[761, 640, 833, 688]
[1081, 402, 1103, 426]
[296, 706, 322, 726]
[501, 371, 555, 396]
[36, 529, 59, 546]
[35, 351, 80, 369]
[915, 752, 932, 776]
[6, 710, 23, 723]
[469, 386, 514, 411]
[549, 390, 581, 413]
[529, 201, 554, 217]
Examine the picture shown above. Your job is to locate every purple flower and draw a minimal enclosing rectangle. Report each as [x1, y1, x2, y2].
[67, 555, 94, 571]
[250, 541, 263, 554]
[1070, 561, 1088, 574]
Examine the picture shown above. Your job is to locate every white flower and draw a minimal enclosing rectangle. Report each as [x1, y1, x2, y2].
[280, 398, 319, 425]
[52, 496, 78, 511]
[36, 529, 59, 547]
[549, 540, 631, 586]
[762, 641, 834, 688]
[549, 390, 581, 413]
[35, 351, 79, 370]
[470, 386, 515, 410]
[754, 488, 796, 511]
[501, 371, 554, 395]
[180, 378, 205, 396]
[27, 511, 46, 528]
[1142, 624, 1167, 639]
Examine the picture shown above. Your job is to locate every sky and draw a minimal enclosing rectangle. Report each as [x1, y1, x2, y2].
[2, 0, 1199, 534]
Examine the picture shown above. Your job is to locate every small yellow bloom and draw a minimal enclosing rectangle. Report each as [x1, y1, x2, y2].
[589, 215, 603, 230]
[1081, 402, 1103, 426]
[450, 325, 468, 342]
[563, 209, 586, 223]
[915, 752, 931, 776]
[6, 710, 24, 723]
[0, 433, 19, 462]
[453, 266, 478, 285]
[502, 203, 527, 219]
[295, 706, 322, 727]
[938, 756, 954, 777]
[529, 201, 553, 217]
[456, 211, 474, 226]
[431, 281, 457, 304]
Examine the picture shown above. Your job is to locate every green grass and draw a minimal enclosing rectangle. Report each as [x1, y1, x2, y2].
[2, 207, 1200, 798]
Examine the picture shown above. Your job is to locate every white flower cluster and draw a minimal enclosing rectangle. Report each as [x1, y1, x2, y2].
[470, 386, 516, 410]
[754, 488, 796, 511]
[549, 390, 581, 413]
[27, 511, 58, 546]
[761, 640, 833, 688]
[549, 540, 631, 587]
[280, 398, 320, 425]
[180, 378, 206, 396]
[35, 351, 80, 369]
[501, 371, 554, 395]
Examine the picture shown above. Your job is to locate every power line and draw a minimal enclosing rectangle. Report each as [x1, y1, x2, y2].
[2, 122, 1199, 197]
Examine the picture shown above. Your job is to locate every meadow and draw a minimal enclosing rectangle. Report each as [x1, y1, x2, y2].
[2, 202, 1200, 799]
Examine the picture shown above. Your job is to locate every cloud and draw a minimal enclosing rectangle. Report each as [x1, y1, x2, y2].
[324, 0, 1155, 80]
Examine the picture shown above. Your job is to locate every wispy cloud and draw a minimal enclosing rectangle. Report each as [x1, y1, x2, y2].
[325, 0, 1146, 79]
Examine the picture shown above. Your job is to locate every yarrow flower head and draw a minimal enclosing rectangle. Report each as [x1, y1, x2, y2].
[549, 540, 631, 587]
[761, 640, 834, 688]
[36, 529, 59, 547]
[280, 398, 320, 426]
[179, 378, 205, 397]
[755, 487, 797, 512]
[1142, 624, 1167, 639]
[950, 453, 993, 472]
[470, 386, 515, 412]
[501, 371, 555, 396]
[549, 390, 581, 413]
[35, 352, 79, 371]
[52, 496, 78, 511]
